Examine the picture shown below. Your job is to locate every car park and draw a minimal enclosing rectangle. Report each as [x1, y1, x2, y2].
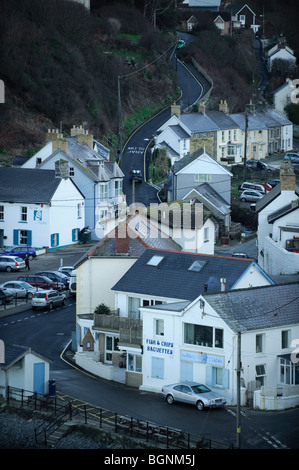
[129, 169, 142, 183]
[17, 274, 64, 290]
[31, 289, 66, 310]
[0, 256, 26, 272]
[284, 152, 299, 163]
[0, 280, 37, 298]
[0, 288, 14, 305]
[162, 382, 226, 411]
[35, 270, 69, 289]
[0, 246, 36, 260]
[240, 190, 264, 202]
[239, 182, 265, 194]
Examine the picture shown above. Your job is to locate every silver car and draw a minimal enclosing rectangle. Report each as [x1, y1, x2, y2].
[31, 290, 66, 310]
[0, 281, 37, 298]
[162, 382, 226, 411]
[240, 190, 264, 202]
[0, 256, 26, 272]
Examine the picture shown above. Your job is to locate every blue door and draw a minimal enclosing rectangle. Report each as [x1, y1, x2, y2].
[33, 362, 45, 394]
[180, 361, 193, 382]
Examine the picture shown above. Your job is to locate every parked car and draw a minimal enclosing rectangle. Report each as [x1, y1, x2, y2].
[0, 288, 14, 305]
[253, 182, 272, 191]
[58, 266, 75, 277]
[17, 274, 64, 290]
[232, 252, 250, 259]
[162, 382, 226, 411]
[246, 160, 277, 171]
[129, 169, 142, 183]
[31, 290, 66, 310]
[0, 246, 36, 260]
[239, 182, 265, 194]
[240, 190, 264, 202]
[0, 280, 37, 298]
[284, 152, 299, 163]
[0, 256, 26, 272]
[268, 179, 280, 188]
[35, 271, 69, 289]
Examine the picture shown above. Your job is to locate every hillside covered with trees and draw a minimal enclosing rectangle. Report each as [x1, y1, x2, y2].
[0, 0, 298, 163]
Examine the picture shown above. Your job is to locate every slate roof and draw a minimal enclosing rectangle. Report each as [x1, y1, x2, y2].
[180, 113, 219, 133]
[206, 111, 238, 130]
[183, 183, 231, 217]
[169, 125, 191, 139]
[267, 199, 299, 224]
[1, 344, 52, 371]
[74, 216, 181, 268]
[112, 248, 270, 300]
[0, 168, 61, 204]
[205, 283, 299, 333]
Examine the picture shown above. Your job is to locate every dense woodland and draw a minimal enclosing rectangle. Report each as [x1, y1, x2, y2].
[0, 0, 298, 163]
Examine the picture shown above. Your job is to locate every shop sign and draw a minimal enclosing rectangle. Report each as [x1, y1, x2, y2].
[145, 338, 173, 355]
[181, 349, 224, 366]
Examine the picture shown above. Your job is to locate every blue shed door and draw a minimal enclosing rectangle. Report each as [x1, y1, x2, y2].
[33, 362, 45, 394]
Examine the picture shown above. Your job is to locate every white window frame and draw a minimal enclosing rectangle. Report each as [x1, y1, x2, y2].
[21, 206, 27, 222]
[155, 319, 164, 336]
[256, 333, 265, 353]
[127, 353, 142, 373]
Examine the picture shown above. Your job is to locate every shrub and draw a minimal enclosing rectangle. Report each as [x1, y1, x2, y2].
[94, 303, 111, 315]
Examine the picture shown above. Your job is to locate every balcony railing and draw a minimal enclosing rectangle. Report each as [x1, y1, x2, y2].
[93, 312, 142, 346]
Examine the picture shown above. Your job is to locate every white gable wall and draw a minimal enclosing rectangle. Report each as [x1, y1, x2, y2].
[76, 257, 138, 316]
[22, 141, 53, 168]
[50, 178, 85, 248]
[258, 190, 297, 268]
[233, 263, 273, 289]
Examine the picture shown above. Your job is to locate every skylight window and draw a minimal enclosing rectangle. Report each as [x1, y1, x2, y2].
[147, 255, 165, 267]
[188, 260, 206, 272]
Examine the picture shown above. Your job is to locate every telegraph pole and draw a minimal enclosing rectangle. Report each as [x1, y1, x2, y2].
[118, 75, 123, 168]
[243, 107, 248, 181]
[236, 331, 242, 449]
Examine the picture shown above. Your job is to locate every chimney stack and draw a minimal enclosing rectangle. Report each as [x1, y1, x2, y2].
[46, 129, 68, 153]
[171, 103, 181, 117]
[280, 160, 296, 192]
[71, 125, 94, 148]
[198, 101, 206, 114]
[115, 222, 130, 254]
[219, 100, 229, 113]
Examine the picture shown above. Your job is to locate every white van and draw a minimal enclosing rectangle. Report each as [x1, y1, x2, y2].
[69, 270, 76, 297]
[238, 182, 265, 194]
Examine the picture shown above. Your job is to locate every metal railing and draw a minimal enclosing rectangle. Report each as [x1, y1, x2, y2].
[3, 386, 234, 449]
[0, 294, 33, 310]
